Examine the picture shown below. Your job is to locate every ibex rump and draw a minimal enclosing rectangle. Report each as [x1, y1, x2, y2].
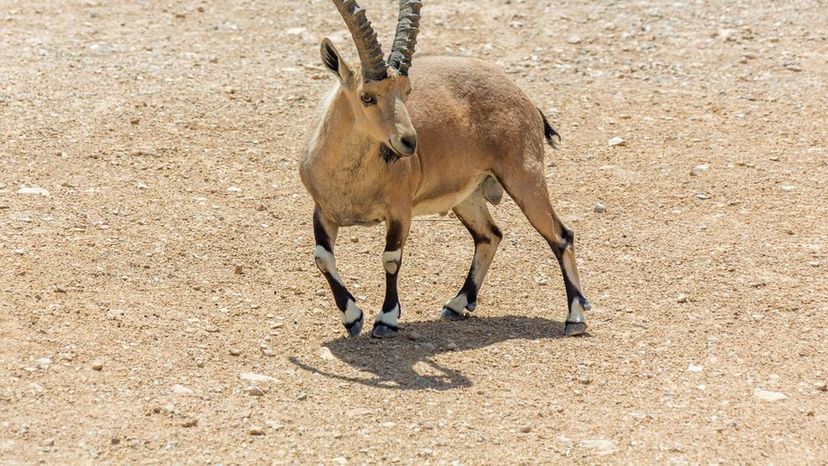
[300, 0, 592, 338]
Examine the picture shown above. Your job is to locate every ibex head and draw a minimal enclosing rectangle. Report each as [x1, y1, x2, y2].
[321, 0, 422, 157]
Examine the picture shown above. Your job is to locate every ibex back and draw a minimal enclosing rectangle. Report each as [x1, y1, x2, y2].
[300, 0, 592, 338]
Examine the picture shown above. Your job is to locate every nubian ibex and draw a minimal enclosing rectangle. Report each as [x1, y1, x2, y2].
[300, 0, 592, 338]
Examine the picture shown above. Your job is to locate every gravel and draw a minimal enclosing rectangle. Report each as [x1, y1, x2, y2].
[1, 1, 825, 464]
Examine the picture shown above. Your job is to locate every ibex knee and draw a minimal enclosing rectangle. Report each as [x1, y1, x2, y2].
[315, 245, 336, 274]
[382, 249, 402, 275]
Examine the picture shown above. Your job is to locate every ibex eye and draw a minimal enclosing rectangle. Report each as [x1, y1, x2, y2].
[360, 94, 376, 105]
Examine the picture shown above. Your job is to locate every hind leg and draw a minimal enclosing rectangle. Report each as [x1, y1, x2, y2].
[441, 191, 503, 321]
[497, 169, 591, 336]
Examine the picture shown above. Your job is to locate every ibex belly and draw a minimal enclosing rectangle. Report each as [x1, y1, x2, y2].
[412, 174, 487, 217]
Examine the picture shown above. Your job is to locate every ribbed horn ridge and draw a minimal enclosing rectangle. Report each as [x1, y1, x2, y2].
[330, 0, 387, 81]
[388, 0, 422, 76]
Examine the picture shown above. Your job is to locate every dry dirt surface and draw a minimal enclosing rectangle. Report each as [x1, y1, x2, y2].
[1, 0, 827, 464]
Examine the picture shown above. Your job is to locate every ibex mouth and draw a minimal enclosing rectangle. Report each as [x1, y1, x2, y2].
[379, 143, 401, 163]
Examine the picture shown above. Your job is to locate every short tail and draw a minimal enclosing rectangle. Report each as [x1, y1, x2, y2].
[538, 108, 561, 149]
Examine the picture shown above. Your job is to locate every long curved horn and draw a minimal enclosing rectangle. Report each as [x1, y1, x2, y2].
[330, 0, 387, 81]
[387, 0, 423, 76]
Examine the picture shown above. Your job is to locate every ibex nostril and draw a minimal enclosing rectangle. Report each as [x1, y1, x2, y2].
[400, 135, 417, 153]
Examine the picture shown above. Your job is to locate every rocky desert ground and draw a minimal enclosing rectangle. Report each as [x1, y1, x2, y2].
[1, 0, 827, 464]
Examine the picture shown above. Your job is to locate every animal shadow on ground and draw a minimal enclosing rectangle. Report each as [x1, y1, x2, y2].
[290, 315, 583, 391]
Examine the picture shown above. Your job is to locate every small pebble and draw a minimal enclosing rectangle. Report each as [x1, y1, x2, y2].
[172, 384, 194, 396]
[754, 389, 787, 402]
[229, 348, 241, 356]
[608, 136, 626, 147]
[690, 164, 709, 176]
[520, 425, 532, 433]
[677, 294, 688, 304]
[234, 265, 243, 275]
[91, 360, 104, 371]
[17, 186, 50, 196]
[249, 426, 265, 436]
[815, 381, 827, 392]
[297, 393, 308, 401]
[239, 372, 277, 383]
[594, 202, 606, 213]
[445, 341, 458, 351]
[245, 386, 266, 396]
[350, 236, 359, 243]
[181, 418, 198, 428]
[34, 357, 52, 370]
[319, 347, 336, 361]
[580, 439, 618, 455]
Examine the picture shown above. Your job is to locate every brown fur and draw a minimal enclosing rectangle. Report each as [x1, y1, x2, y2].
[301, 46, 590, 337]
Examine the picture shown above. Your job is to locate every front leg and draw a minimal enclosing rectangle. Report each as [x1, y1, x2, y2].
[313, 207, 364, 337]
[372, 215, 411, 338]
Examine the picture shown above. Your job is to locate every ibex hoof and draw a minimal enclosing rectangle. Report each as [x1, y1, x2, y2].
[343, 314, 364, 337]
[371, 323, 399, 339]
[440, 307, 467, 321]
[564, 321, 587, 337]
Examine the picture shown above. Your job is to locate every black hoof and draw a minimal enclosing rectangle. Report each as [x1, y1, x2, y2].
[440, 307, 467, 321]
[564, 321, 587, 337]
[371, 323, 399, 339]
[344, 314, 364, 337]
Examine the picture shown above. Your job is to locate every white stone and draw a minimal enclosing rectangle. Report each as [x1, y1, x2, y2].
[754, 389, 787, 402]
[690, 164, 709, 176]
[17, 186, 50, 196]
[687, 364, 703, 373]
[608, 136, 626, 147]
[580, 439, 618, 455]
[171, 384, 194, 396]
[34, 357, 52, 369]
[106, 308, 126, 319]
[319, 347, 335, 361]
[239, 372, 277, 383]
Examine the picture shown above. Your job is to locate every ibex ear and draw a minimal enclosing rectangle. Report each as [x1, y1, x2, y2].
[321, 38, 351, 83]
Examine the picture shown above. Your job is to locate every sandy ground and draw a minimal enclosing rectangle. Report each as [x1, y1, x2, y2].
[1, 0, 827, 464]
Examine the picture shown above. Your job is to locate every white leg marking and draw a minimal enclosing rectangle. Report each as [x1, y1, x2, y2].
[382, 249, 402, 275]
[568, 298, 586, 323]
[375, 303, 400, 327]
[314, 245, 343, 283]
[342, 300, 362, 325]
[445, 293, 469, 313]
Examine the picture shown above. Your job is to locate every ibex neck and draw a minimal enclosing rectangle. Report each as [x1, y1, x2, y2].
[312, 85, 380, 169]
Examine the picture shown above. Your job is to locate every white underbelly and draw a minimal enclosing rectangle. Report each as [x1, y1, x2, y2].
[412, 178, 483, 217]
